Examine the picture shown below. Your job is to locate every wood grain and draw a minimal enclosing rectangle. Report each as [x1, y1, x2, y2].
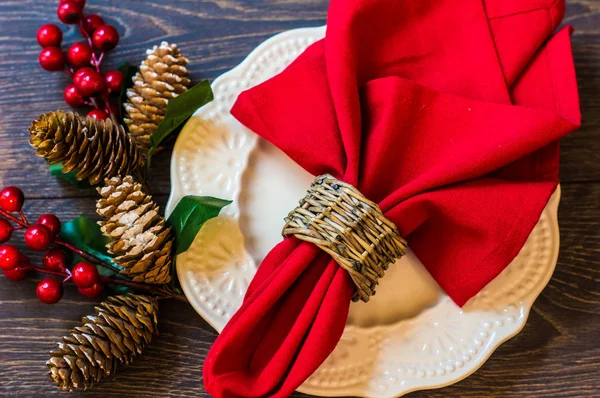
[0, 0, 599, 397]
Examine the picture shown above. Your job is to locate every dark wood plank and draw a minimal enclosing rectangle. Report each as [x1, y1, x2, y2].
[2, 182, 600, 397]
[0, 0, 599, 397]
[0, 0, 599, 198]
[0, 0, 330, 198]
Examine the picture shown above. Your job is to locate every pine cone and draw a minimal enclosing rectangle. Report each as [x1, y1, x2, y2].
[47, 294, 159, 391]
[96, 175, 173, 284]
[124, 41, 191, 151]
[29, 111, 144, 185]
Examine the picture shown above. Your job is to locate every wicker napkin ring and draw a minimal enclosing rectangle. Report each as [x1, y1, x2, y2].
[282, 174, 407, 303]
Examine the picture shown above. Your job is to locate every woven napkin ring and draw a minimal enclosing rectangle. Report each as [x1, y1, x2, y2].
[282, 174, 407, 303]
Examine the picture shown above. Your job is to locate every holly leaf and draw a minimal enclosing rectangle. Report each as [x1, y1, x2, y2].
[147, 80, 214, 164]
[117, 62, 139, 125]
[49, 162, 94, 189]
[168, 195, 231, 255]
[59, 216, 130, 294]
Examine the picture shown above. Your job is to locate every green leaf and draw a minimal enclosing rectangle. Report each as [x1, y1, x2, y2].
[59, 216, 130, 294]
[49, 162, 94, 189]
[147, 80, 214, 160]
[168, 195, 231, 255]
[117, 62, 139, 125]
[59, 216, 114, 266]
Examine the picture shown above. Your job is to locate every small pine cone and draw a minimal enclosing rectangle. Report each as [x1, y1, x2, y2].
[47, 294, 159, 391]
[97, 175, 173, 284]
[29, 111, 144, 185]
[124, 41, 191, 151]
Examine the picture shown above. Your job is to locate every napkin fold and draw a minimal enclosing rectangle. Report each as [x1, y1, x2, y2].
[204, 0, 580, 396]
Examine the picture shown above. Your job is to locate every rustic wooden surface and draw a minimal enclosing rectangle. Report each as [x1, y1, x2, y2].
[0, 0, 599, 396]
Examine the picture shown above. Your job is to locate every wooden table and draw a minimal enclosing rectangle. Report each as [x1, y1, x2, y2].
[1, 1, 598, 396]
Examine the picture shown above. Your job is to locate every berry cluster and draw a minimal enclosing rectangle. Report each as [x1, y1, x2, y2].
[0, 186, 105, 304]
[37, 0, 123, 122]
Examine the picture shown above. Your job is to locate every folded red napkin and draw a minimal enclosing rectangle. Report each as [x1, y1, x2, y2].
[204, 0, 580, 396]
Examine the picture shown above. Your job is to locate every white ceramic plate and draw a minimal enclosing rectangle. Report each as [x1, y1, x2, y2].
[166, 26, 560, 398]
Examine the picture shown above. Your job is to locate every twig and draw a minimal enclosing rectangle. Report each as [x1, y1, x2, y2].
[54, 237, 121, 273]
[0, 208, 120, 274]
[21, 264, 187, 302]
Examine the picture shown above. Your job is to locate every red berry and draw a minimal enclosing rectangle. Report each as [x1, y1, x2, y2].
[104, 70, 124, 93]
[92, 25, 119, 51]
[57, 0, 84, 24]
[80, 14, 104, 35]
[64, 84, 86, 108]
[0, 219, 13, 243]
[36, 214, 61, 236]
[0, 187, 24, 212]
[39, 47, 65, 72]
[24, 224, 53, 251]
[3, 267, 28, 281]
[72, 262, 99, 288]
[67, 42, 93, 68]
[78, 282, 104, 299]
[73, 66, 89, 85]
[74, 67, 105, 96]
[87, 109, 109, 120]
[36, 278, 63, 304]
[0, 245, 19, 270]
[43, 248, 68, 272]
[36, 24, 63, 47]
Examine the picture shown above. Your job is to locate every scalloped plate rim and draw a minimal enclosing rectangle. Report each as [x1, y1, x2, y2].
[298, 187, 560, 397]
[167, 25, 561, 398]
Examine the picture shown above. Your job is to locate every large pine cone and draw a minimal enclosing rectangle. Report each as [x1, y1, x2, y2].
[29, 111, 144, 185]
[96, 176, 173, 284]
[47, 294, 159, 391]
[124, 41, 191, 151]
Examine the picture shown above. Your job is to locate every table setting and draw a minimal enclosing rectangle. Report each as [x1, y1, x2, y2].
[0, 0, 596, 397]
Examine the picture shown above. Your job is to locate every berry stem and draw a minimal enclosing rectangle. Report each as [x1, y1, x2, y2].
[102, 93, 118, 124]
[89, 96, 101, 111]
[108, 112, 118, 125]
[22, 264, 187, 301]
[23, 265, 68, 280]
[96, 52, 105, 69]
[76, 21, 117, 123]
[90, 97, 102, 109]
[64, 67, 75, 78]
[18, 211, 28, 225]
[78, 21, 103, 74]
[0, 208, 25, 226]
[0, 208, 120, 274]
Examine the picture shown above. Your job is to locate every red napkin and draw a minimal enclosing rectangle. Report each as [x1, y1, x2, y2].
[204, 0, 580, 396]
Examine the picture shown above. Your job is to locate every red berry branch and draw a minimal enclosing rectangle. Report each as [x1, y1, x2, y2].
[37, 0, 123, 123]
[0, 186, 185, 304]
